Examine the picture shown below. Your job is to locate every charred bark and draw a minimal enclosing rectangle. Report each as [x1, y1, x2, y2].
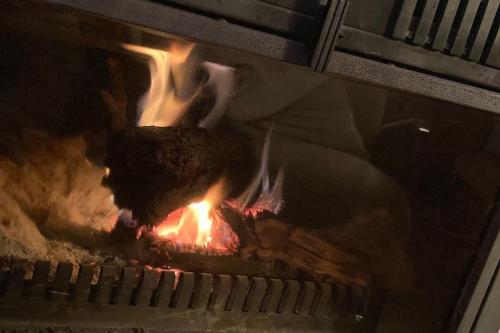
[104, 126, 256, 225]
[221, 208, 371, 286]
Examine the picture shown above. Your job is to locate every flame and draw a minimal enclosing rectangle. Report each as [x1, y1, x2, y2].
[228, 126, 284, 217]
[155, 200, 213, 247]
[122, 43, 239, 251]
[123, 43, 235, 128]
[153, 180, 238, 253]
[122, 43, 195, 127]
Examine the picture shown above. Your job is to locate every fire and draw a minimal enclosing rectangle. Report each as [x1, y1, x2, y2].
[122, 42, 234, 129]
[153, 180, 239, 253]
[121, 42, 239, 252]
[122, 43, 196, 127]
[155, 200, 213, 247]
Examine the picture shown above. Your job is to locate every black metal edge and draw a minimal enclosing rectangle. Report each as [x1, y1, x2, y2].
[447, 202, 500, 332]
[337, 26, 500, 92]
[38, 0, 310, 66]
[317, 0, 349, 73]
[310, 0, 349, 72]
[327, 51, 500, 115]
[155, 0, 318, 40]
[310, 0, 339, 71]
[258, 0, 324, 15]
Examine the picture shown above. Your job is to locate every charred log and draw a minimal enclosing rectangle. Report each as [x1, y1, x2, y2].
[104, 126, 256, 226]
[222, 208, 371, 287]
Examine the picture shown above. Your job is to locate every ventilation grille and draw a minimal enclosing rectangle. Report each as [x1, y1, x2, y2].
[391, 0, 500, 68]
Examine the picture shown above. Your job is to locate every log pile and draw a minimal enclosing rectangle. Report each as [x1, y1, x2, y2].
[221, 210, 371, 286]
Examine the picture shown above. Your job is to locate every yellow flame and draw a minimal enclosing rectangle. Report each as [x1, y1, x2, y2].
[191, 201, 213, 246]
[155, 199, 213, 247]
[122, 43, 195, 127]
[154, 178, 231, 248]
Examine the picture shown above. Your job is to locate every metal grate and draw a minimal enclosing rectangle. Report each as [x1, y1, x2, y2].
[391, 0, 500, 68]
[0, 259, 370, 331]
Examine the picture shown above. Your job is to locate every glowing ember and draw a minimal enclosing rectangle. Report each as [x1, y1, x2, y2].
[154, 182, 239, 253]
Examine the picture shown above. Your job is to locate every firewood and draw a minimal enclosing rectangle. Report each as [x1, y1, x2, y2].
[222, 210, 370, 286]
[104, 126, 256, 225]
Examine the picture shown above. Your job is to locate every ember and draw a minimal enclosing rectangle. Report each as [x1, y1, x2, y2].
[154, 200, 239, 253]
[151, 178, 239, 253]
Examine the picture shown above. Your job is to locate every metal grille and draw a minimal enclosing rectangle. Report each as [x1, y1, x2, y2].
[0, 259, 369, 332]
[391, 0, 500, 68]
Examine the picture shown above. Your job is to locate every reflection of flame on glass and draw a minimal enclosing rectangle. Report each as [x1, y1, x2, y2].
[153, 180, 239, 253]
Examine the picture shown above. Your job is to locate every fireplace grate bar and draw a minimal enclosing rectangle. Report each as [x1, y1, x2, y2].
[0, 259, 370, 331]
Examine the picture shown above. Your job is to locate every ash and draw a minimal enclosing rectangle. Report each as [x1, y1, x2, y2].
[0, 131, 118, 266]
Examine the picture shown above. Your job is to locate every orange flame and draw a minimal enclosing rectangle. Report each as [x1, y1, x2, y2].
[153, 180, 238, 253]
[122, 43, 195, 127]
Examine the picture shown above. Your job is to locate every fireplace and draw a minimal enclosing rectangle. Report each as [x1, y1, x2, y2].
[1, 0, 499, 332]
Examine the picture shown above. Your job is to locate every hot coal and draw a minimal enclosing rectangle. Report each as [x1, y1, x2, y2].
[104, 126, 256, 226]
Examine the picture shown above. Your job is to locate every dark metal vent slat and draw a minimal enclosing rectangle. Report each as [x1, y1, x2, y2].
[4, 262, 25, 302]
[226, 275, 249, 311]
[114, 267, 136, 305]
[297, 281, 316, 315]
[52, 262, 73, 301]
[94, 266, 117, 305]
[172, 272, 195, 310]
[191, 273, 213, 309]
[433, 0, 462, 50]
[73, 263, 95, 304]
[314, 283, 333, 317]
[29, 260, 50, 301]
[212, 274, 232, 311]
[244, 277, 267, 313]
[262, 279, 284, 313]
[450, 0, 483, 56]
[413, 0, 440, 45]
[153, 271, 175, 308]
[135, 269, 159, 307]
[278, 280, 301, 314]
[487, 29, 500, 67]
[393, 0, 418, 39]
[470, 0, 500, 61]
[331, 283, 350, 317]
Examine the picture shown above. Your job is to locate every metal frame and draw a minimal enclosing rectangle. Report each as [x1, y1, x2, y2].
[449, 207, 500, 333]
[327, 51, 500, 115]
[41, 0, 311, 65]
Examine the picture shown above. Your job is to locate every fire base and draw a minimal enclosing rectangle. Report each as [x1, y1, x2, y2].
[0, 260, 371, 332]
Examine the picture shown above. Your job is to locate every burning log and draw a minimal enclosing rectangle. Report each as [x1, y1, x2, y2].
[222, 209, 371, 287]
[104, 126, 256, 225]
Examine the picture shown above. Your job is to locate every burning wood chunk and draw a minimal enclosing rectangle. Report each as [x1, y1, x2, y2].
[221, 209, 371, 286]
[104, 126, 256, 226]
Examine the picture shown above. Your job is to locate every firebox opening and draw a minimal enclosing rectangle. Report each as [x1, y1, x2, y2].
[1, 1, 500, 332]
